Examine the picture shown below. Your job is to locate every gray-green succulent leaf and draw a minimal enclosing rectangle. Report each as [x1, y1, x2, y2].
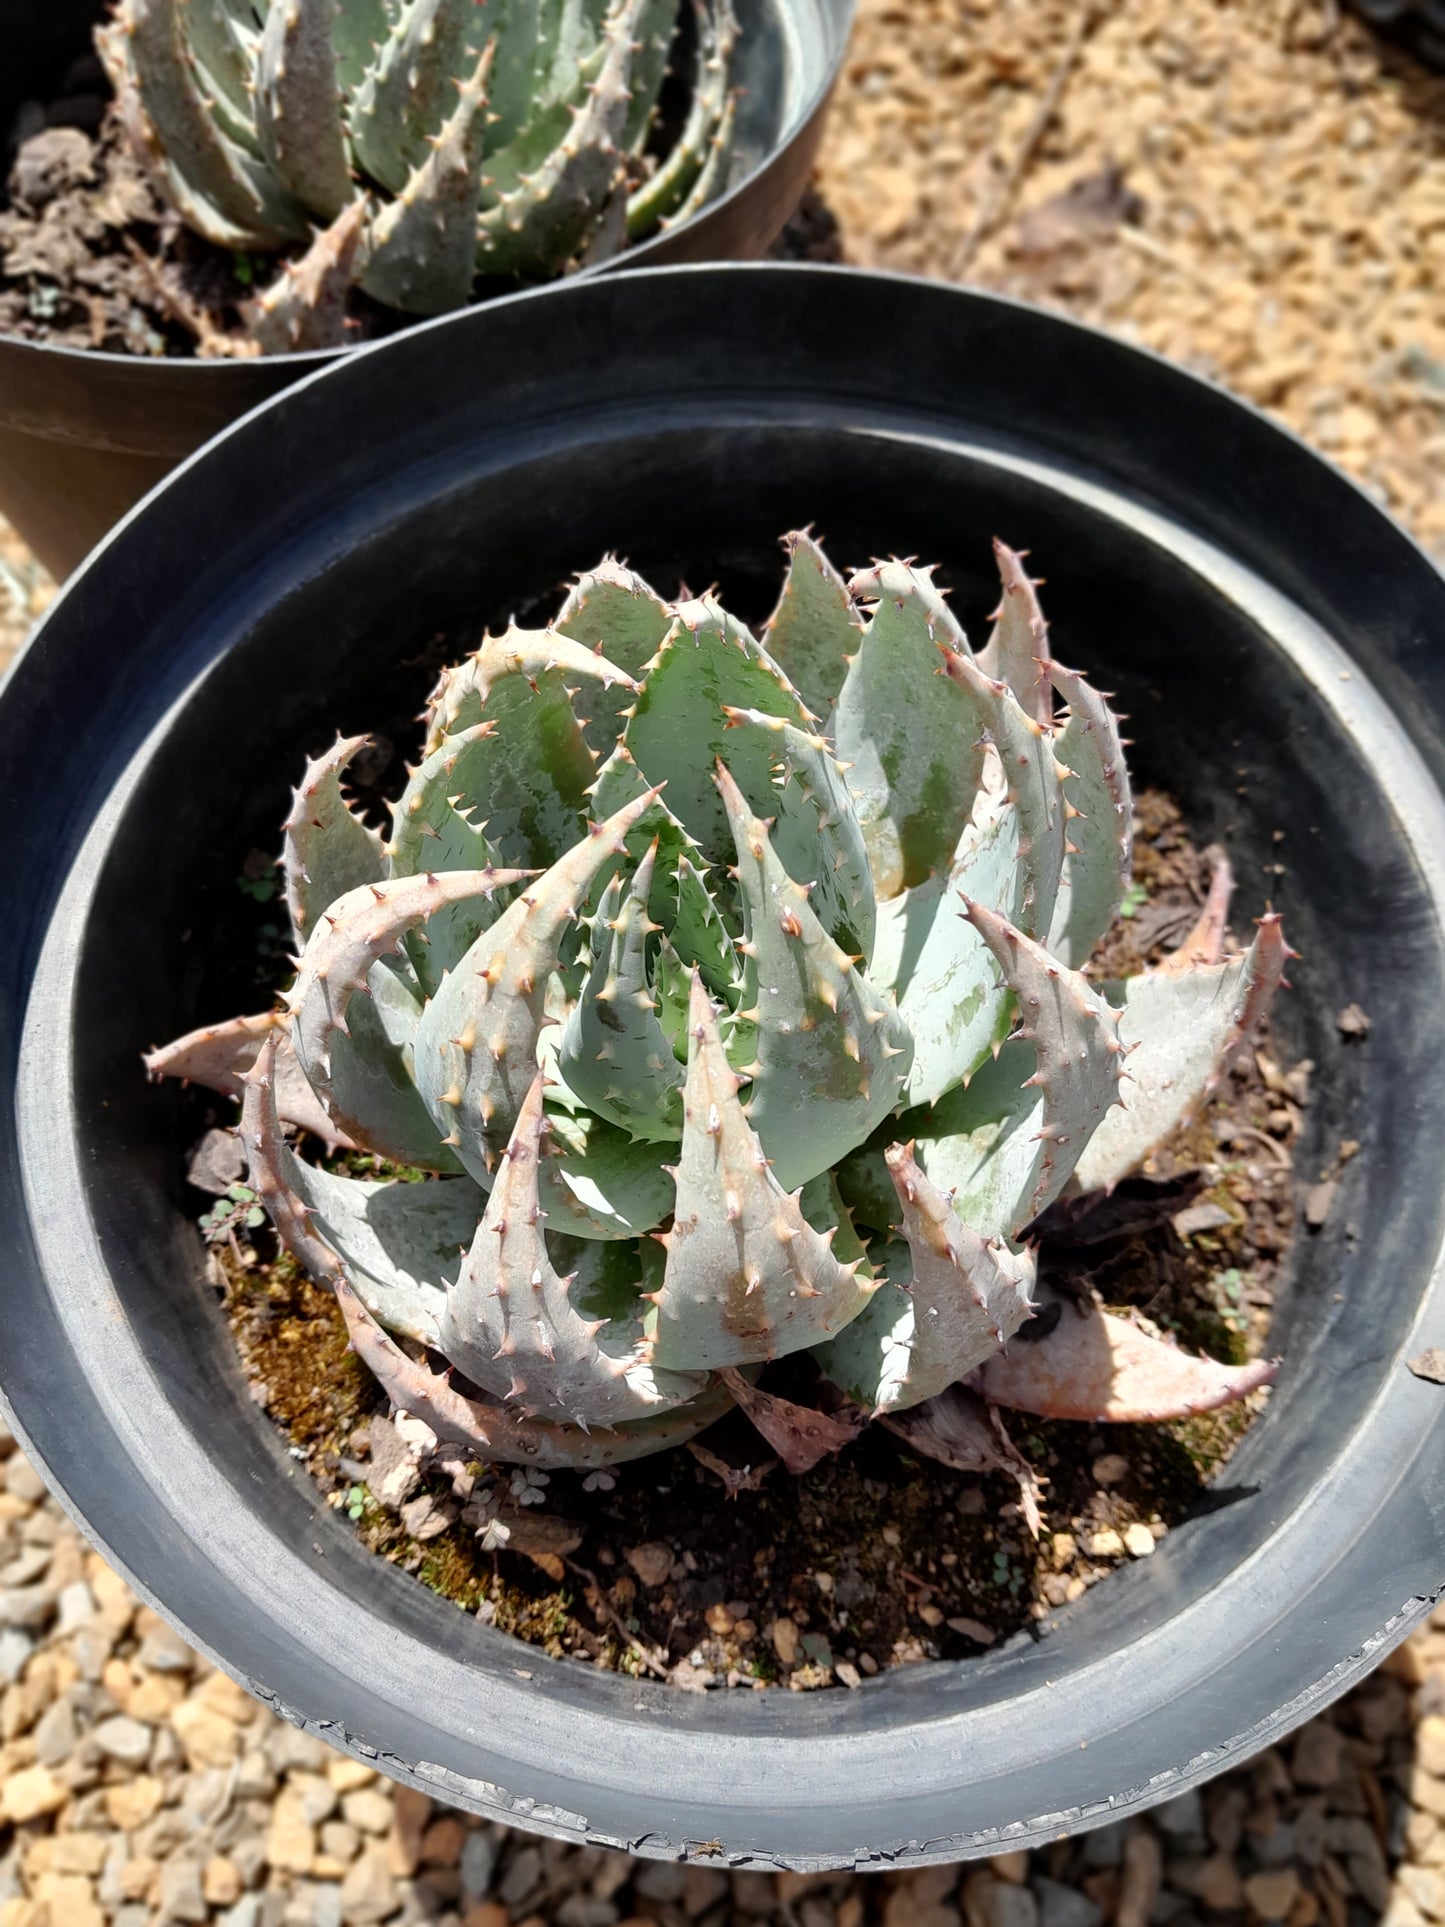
[154, 532, 1287, 1472]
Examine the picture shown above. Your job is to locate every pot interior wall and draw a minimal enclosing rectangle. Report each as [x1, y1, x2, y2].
[75, 409, 1422, 1724]
[0, 0, 97, 155]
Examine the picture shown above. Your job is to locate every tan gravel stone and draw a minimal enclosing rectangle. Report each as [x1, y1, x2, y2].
[236, 1747, 276, 1798]
[388, 1783, 433, 1875]
[266, 1786, 318, 1875]
[99, 1658, 133, 1708]
[1413, 1770, 1445, 1821]
[85, 1561, 131, 1615]
[103, 1774, 164, 1831]
[29, 1700, 74, 1768]
[1400, 1865, 1445, 1922]
[1292, 1722, 1344, 1788]
[1409, 1811, 1442, 1858]
[340, 1842, 401, 1922]
[155, 1854, 207, 1923]
[1383, 1899, 1428, 1927]
[912, 1867, 961, 1907]
[134, 1620, 192, 1676]
[290, 1770, 340, 1826]
[125, 1673, 183, 1723]
[342, 1786, 395, 1835]
[21, 1838, 56, 1882]
[991, 1853, 1029, 1884]
[419, 1815, 467, 1868]
[31, 1873, 103, 1927]
[1420, 1717, 1445, 1779]
[1386, 1639, 1428, 1686]
[170, 1698, 240, 1770]
[328, 1758, 379, 1793]
[1188, 1854, 1244, 1912]
[0, 1902, 46, 1927]
[771, 1617, 800, 1666]
[117, 1855, 158, 1903]
[1122, 1524, 1156, 1559]
[322, 1821, 362, 1863]
[684, 1866, 730, 1913]
[1116, 1832, 1161, 1927]
[5, 1460, 46, 1505]
[91, 1714, 152, 1765]
[193, 1670, 255, 1724]
[462, 1904, 510, 1927]
[46, 1835, 109, 1878]
[202, 1853, 244, 1905]
[896, 1904, 962, 1927]
[964, 1868, 1035, 1927]
[3, 1764, 66, 1822]
[1245, 1870, 1302, 1920]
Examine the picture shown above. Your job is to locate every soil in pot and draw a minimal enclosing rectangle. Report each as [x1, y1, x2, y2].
[186, 788, 1304, 1692]
[0, 89, 405, 357]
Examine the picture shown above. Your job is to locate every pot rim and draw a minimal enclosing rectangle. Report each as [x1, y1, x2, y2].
[4, 264, 1445, 1868]
[0, 0, 855, 379]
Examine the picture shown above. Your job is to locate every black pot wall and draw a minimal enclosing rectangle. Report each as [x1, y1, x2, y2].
[3, 266, 1445, 1867]
[0, 0, 851, 579]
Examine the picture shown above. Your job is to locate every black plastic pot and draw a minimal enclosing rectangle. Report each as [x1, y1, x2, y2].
[0, 0, 852, 580]
[1347, 0, 1445, 65]
[3, 263, 1445, 1868]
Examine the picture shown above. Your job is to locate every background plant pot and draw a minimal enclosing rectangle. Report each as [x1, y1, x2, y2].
[3, 263, 1445, 1868]
[0, 0, 852, 582]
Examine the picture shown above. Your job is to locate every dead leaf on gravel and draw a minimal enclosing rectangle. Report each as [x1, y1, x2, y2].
[1014, 163, 1144, 255]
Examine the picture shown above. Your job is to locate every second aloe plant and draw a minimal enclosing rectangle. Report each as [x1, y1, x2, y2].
[97, 0, 737, 344]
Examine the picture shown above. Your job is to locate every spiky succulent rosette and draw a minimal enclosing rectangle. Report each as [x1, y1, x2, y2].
[95, 0, 737, 345]
[148, 532, 1286, 1514]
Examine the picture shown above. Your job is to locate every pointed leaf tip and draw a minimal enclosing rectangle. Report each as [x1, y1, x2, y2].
[440, 1074, 702, 1429]
[719, 1367, 864, 1474]
[649, 974, 874, 1370]
[978, 1291, 1278, 1422]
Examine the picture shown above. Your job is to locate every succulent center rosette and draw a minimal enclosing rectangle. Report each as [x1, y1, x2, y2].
[149, 532, 1286, 1519]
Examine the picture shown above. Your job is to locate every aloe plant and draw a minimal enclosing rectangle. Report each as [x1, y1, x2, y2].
[148, 533, 1286, 1516]
[95, 0, 737, 346]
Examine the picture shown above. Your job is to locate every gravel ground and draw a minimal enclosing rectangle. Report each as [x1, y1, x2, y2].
[2, 0, 1443, 1919]
[0, 1395, 1434, 1927]
[815, 0, 1445, 562]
